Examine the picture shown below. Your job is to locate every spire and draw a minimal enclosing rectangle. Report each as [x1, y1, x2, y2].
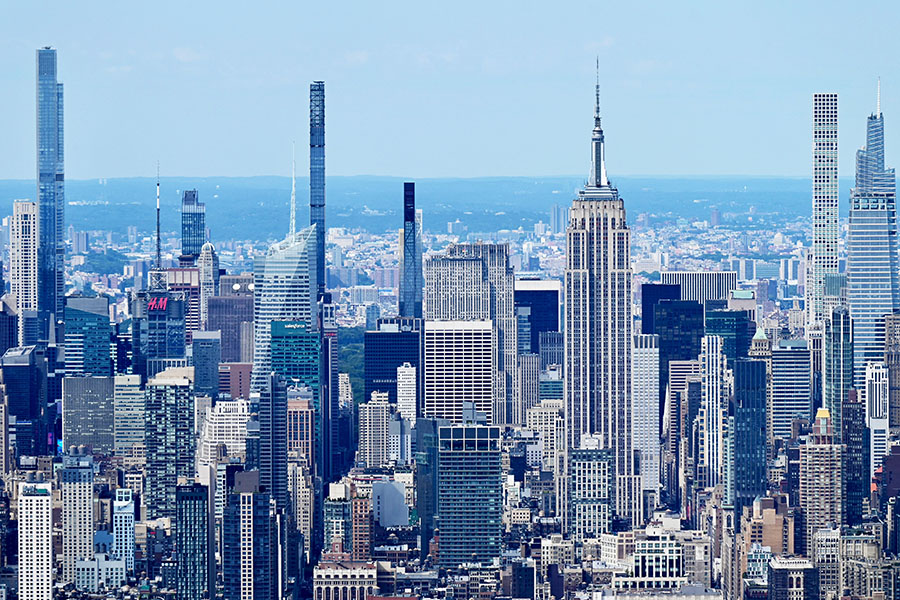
[156, 163, 161, 269]
[290, 141, 296, 238]
[588, 58, 609, 188]
[877, 77, 882, 117]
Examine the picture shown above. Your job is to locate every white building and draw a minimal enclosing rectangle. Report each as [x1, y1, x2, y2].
[61, 450, 94, 584]
[358, 393, 391, 468]
[112, 488, 135, 572]
[633, 334, 660, 495]
[660, 271, 738, 304]
[396, 362, 417, 426]
[74, 554, 127, 593]
[18, 480, 52, 600]
[10, 200, 38, 345]
[423, 320, 495, 423]
[196, 397, 250, 481]
[527, 399, 564, 473]
[698, 335, 730, 489]
[113, 374, 144, 457]
[808, 93, 840, 325]
[866, 362, 890, 479]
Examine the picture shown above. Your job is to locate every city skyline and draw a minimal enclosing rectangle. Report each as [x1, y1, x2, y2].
[1, 2, 900, 180]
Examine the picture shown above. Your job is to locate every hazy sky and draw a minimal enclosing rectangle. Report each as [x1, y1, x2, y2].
[1, 1, 898, 179]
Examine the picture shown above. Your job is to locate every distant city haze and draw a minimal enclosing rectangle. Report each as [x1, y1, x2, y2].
[1, 2, 899, 179]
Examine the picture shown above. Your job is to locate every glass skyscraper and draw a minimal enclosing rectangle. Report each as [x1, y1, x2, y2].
[399, 182, 423, 319]
[310, 81, 326, 300]
[175, 484, 215, 600]
[847, 84, 899, 388]
[180, 189, 206, 263]
[36, 47, 65, 339]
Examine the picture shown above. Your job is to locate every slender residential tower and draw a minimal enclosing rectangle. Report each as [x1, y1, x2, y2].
[808, 93, 839, 326]
[847, 81, 899, 387]
[399, 182, 423, 319]
[36, 47, 65, 340]
[310, 81, 326, 299]
[565, 69, 641, 526]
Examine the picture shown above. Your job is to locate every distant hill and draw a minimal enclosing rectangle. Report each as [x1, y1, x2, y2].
[0, 175, 851, 241]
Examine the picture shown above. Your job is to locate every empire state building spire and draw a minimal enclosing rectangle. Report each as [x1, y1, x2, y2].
[589, 58, 609, 188]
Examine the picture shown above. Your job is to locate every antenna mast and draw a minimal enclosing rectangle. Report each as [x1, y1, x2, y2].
[290, 141, 296, 238]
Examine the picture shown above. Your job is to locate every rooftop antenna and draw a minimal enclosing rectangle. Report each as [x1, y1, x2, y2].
[877, 77, 882, 117]
[290, 141, 296, 238]
[156, 162, 161, 269]
[595, 56, 600, 121]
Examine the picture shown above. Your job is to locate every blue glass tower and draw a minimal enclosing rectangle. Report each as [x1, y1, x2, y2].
[180, 189, 205, 264]
[310, 81, 326, 299]
[63, 296, 112, 376]
[399, 182, 423, 318]
[847, 81, 899, 388]
[175, 484, 215, 600]
[36, 47, 65, 340]
[728, 359, 767, 531]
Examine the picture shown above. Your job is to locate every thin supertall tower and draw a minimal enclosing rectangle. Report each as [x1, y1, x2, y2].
[808, 93, 839, 325]
[565, 68, 641, 526]
[310, 81, 326, 299]
[847, 81, 899, 387]
[36, 47, 64, 340]
[399, 182, 423, 319]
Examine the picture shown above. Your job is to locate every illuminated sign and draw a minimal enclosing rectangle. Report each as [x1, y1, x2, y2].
[148, 297, 168, 311]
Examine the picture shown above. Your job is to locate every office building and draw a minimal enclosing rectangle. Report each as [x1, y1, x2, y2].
[175, 484, 215, 600]
[660, 271, 737, 304]
[423, 320, 494, 423]
[652, 300, 705, 426]
[633, 334, 660, 494]
[641, 283, 680, 334]
[287, 394, 315, 466]
[196, 397, 250, 477]
[768, 557, 819, 600]
[885, 313, 900, 429]
[808, 93, 840, 325]
[218, 362, 252, 401]
[251, 225, 317, 391]
[18, 479, 52, 600]
[256, 373, 288, 511]
[36, 47, 65, 340]
[565, 88, 640, 525]
[113, 374, 144, 457]
[437, 423, 502, 568]
[10, 200, 38, 345]
[207, 293, 253, 363]
[63, 296, 112, 376]
[824, 305, 853, 439]
[865, 361, 890, 479]
[191, 330, 221, 399]
[358, 393, 391, 468]
[399, 182, 423, 319]
[729, 359, 767, 528]
[197, 242, 219, 329]
[770, 340, 812, 443]
[847, 86, 898, 386]
[112, 488, 135, 572]
[705, 309, 754, 367]
[514, 278, 561, 354]
[428, 243, 517, 425]
[61, 450, 94, 584]
[698, 335, 729, 489]
[167, 268, 202, 341]
[180, 189, 206, 264]
[145, 366, 195, 519]
[131, 286, 186, 381]
[62, 376, 114, 454]
[396, 362, 417, 426]
[364, 318, 421, 405]
[1, 345, 48, 456]
[799, 408, 843, 555]
[842, 390, 867, 526]
[310, 80, 326, 299]
[569, 434, 613, 541]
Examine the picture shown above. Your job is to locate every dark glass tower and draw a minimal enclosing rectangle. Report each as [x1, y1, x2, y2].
[257, 373, 288, 512]
[399, 182, 423, 318]
[309, 81, 326, 299]
[842, 389, 868, 526]
[36, 47, 65, 339]
[824, 305, 853, 439]
[63, 296, 112, 376]
[364, 318, 422, 404]
[729, 359, 767, 531]
[180, 189, 206, 264]
[651, 299, 705, 426]
[175, 483, 215, 600]
[705, 309, 754, 368]
[641, 283, 680, 334]
[514, 280, 560, 354]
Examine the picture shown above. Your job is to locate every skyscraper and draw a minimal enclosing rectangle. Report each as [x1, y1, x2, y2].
[180, 189, 206, 264]
[799, 408, 843, 555]
[112, 489, 135, 573]
[569, 434, 613, 541]
[10, 200, 38, 345]
[113, 374, 144, 457]
[191, 330, 221, 399]
[251, 226, 317, 391]
[847, 83, 899, 387]
[423, 320, 494, 423]
[842, 390, 867, 527]
[399, 182, 423, 319]
[698, 335, 730, 490]
[197, 242, 219, 330]
[256, 373, 288, 512]
[633, 334, 660, 496]
[514, 278, 562, 354]
[728, 359, 767, 530]
[824, 305, 853, 439]
[63, 296, 112, 376]
[808, 93, 839, 325]
[60, 449, 93, 584]
[651, 299, 705, 429]
[641, 283, 680, 334]
[36, 47, 65, 340]
[61, 376, 114, 453]
[659, 271, 737, 305]
[364, 318, 422, 405]
[770, 340, 812, 444]
[437, 423, 502, 568]
[310, 81, 326, 300]
[175, 483, 215, 600]
[18, 479, 52, 600]
[865, 361, 890, 479]
[565, 80, 640, 525]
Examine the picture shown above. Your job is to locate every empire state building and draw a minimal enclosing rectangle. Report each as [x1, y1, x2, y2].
[565, 80, 641, 527]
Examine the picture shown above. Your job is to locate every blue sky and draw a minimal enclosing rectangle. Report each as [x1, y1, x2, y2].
[1, 1, 898, 179]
